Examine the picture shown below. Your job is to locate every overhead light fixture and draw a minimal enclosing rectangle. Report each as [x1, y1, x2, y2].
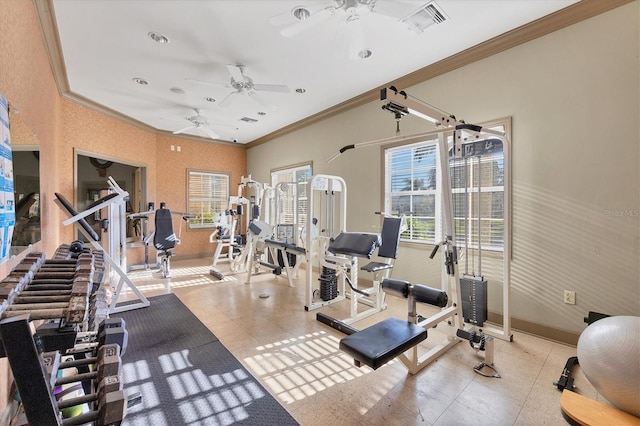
[148, 31, 170, 44]
[402, 1, 447, 34]
[292, 6, 311, 21]
[358, 49, 372, 59]
[170, 87, 185, 94]
[132, 77, 149, 85]
[295, 88, 306, 94]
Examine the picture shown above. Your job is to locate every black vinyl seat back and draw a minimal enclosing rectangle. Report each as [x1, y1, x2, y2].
[54, 192, 100, 242]
[154, 208, 176, 251]
[378, 217, 402, 259]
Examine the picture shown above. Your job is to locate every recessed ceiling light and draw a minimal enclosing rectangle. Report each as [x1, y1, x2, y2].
[148, 32, 170, 44]
[257, 111, 266, 116]
[358, 49, 372, 59]
[132, 77, 149, 85]
[292, 7, 310, 21]
[295, 88, 306, 94]
[205, 97, 216, 103]
[170, 87, 185, 94]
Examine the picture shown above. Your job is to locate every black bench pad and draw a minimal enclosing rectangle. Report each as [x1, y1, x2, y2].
[329, 232, 381, 258]
[339, 317, 427, 370]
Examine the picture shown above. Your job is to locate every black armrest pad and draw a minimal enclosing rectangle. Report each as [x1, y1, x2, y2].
[55, 193, 100, 242]
[86, 192, 119, 210]
[328, 233, 381, 258]
[339, 317, 427, 370]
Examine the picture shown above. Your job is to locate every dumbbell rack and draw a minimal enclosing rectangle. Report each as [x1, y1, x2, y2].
[1, 314, 63, 424]
[0, 245, 135, 425]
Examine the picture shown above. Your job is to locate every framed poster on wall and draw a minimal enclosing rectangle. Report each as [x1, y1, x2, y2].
[0, 95, 15, 263]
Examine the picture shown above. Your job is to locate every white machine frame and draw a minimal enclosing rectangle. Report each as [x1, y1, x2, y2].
[304, 174, 388, 324]
[326, 87, 512, 373]
[57, 176, 149, 313]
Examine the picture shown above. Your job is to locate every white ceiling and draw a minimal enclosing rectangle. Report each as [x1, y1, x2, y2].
[50, 0, 579, 145]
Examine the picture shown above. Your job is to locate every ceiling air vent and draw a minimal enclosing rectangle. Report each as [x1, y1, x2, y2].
[240, 117, 258, 123]
[402, 1, 447, 34]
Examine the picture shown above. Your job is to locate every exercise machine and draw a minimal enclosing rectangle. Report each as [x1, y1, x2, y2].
[323, 86, 512, 374]
[209, 175, 268, 276]
[55, 177, 149, 313]
[303, 175, 395, 325]
[126, 202, 156, 272]
[247, 182, 307, 287]
[131, 202, 195, 279]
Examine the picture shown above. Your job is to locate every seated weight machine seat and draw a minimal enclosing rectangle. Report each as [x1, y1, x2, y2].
[340, 317, 427, 370]
[153, 208, 177, 256]
[360, 216, 402, 280]
[153, 207, 177, 278]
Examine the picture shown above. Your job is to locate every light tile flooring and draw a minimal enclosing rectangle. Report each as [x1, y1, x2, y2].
[122, 257, 599, 425]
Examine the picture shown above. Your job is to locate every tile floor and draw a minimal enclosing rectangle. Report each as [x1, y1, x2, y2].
[122, 257, 600, 425]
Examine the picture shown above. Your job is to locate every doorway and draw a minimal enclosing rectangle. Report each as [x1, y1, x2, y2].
[74, 149, 147, 243]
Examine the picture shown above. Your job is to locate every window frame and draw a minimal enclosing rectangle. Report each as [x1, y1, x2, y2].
[270, 162, 312, 237]
[186, 169, 230, 230]
[383, 118, 510, 252]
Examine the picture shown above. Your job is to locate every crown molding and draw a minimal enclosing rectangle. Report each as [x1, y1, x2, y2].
[33, 0, 632, 150]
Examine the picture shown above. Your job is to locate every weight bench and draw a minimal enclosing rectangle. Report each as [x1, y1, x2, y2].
[340, 317, 427, 370]
[334, 278, 458, 374]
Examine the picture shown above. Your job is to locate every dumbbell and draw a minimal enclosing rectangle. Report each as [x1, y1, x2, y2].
[43, 347, 141, 424]
[56, 374, 123, 419]
[61, 388, 141, 426]
[54, 344, 122, 389]
[50, 344, 122, 415]
[1, 296, 89, 324]
[72, 317, 128, 356]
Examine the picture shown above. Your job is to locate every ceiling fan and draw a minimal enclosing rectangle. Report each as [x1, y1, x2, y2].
[172, 108, 237, 140]
[188, 64, 290, 109]
[269, 0, 428, 36]
[270, 1, 446, 59]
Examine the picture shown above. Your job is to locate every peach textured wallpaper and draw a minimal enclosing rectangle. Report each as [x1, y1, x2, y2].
[0, 0, 247, 413]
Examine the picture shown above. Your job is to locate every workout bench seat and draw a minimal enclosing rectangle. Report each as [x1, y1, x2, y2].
[339, 317, 427, 370]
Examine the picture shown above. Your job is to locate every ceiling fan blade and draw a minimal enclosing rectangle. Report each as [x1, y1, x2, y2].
[253, 84, 290, 93]
[210, 123, 239, 130]
[226, 64, 246, 83]
[200, 126, 220, 140]
[173, 124, 196, 135]
[218, 91, 241, 108]
[268, 10, 296, 27]
[247, 92, 277, 110]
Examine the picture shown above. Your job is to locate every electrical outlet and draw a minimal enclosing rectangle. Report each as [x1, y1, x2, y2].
[564, 290, 576, 305]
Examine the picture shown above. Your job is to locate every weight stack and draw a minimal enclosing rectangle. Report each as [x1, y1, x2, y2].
[319, 267, 338, 301]
[460, 275, 488, 326]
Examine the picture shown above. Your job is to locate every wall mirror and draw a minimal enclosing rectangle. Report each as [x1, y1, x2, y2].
[10, 109, 40, 256]
[75, 150, 147, 244]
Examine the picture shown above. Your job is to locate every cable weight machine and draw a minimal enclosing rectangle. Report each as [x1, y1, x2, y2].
[328, 86, 513, 359]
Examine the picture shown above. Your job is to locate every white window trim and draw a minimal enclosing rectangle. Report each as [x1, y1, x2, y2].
[383, 118, 510, 252]
[186, 169, 230, 230]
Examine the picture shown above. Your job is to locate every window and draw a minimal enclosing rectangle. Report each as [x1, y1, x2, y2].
[384, 121, 508, 250]
[386, 144, 438, 241]
[271, 163, 312, 236]
[187, 170, 229, 229]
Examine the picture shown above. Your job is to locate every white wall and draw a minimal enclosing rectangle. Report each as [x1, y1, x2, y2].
[248, 3, 640, 336]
